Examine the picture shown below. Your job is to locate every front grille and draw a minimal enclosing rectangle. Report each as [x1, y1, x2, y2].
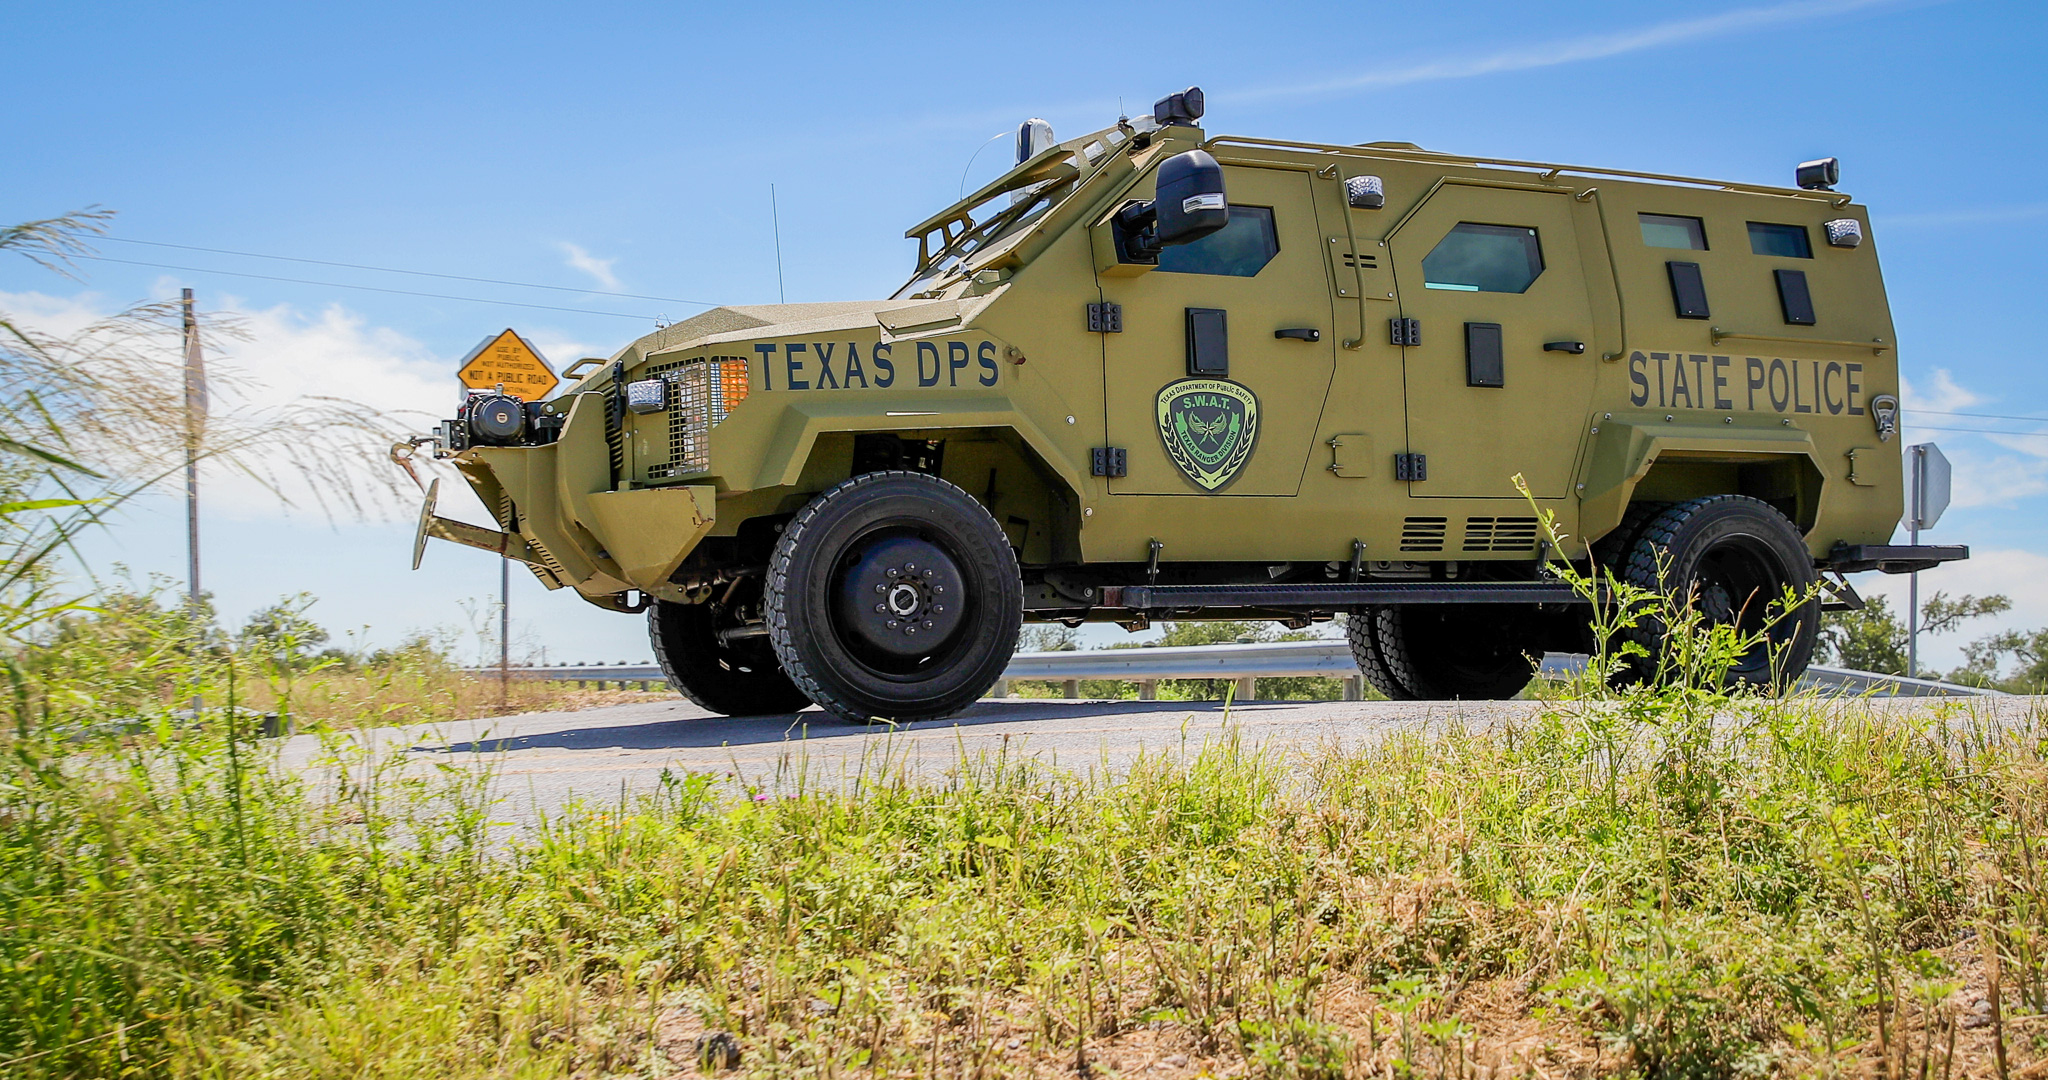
[1462, 516, 1540, 552]
[1399, 517, 1448, 552]
[652, 355, 750, 478]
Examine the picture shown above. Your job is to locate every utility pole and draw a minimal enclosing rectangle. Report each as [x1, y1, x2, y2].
[500, 557, 511, 709]
[180, 289, 207, 610]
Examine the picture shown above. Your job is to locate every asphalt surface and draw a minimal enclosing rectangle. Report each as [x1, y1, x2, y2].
[273, 692, 2041, 825]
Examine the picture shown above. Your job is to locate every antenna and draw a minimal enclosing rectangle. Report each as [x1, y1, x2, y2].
[770, 184, 787, 304]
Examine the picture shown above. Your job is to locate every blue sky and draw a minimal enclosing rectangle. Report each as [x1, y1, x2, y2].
[5, 0, 2045, 671]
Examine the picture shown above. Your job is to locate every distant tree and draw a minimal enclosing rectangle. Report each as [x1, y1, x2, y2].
[1954, 627, 2048, 692]
[238, 592, 333, 670]
[1018, 624, 1078, 651]
[1818, 591, 2009, 676]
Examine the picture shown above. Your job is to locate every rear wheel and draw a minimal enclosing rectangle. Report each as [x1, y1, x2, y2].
[765, 471, 1023, 723]
[648, 590, 814, 716]
[1344, 608, 1411, 699]
[1365, 605, 1538, 700]
[1616, 495, 1818, 690]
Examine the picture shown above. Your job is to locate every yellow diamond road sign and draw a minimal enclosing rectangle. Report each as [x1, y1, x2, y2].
[457, 329, 558, 400]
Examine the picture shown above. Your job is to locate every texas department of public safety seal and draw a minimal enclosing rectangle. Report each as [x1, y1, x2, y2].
[1155, 378, 1259, 491]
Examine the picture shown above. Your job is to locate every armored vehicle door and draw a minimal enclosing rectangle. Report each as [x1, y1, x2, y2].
[1388, 184, 1599, 499]
[1098, 165, 1335, 496]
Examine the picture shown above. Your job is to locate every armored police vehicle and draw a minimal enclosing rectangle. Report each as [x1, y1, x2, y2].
[414, 86, 1964, 721]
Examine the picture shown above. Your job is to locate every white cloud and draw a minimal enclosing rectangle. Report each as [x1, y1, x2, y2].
[2, 287, 487, 526]
[1240, 0, 1923, 103]
[559, 243, 621, 291]
[1900, 368, 1981, 414]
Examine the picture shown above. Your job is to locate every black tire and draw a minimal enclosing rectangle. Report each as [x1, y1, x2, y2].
[1592, 499, 1672, 572]
[765, 471, 1023, 723]
[1616, 495, 1818, 691]
[648, 593, 815, 717]
[1368, 605, 1539, 700]
[1345, 607, 1414, 700]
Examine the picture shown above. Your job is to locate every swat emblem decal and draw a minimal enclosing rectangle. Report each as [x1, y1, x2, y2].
[1155, 378, 1259, 491]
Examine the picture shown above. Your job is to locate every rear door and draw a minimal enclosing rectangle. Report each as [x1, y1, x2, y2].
[1099, 165, 1335, 496]
[1388, 184, 1598, 499]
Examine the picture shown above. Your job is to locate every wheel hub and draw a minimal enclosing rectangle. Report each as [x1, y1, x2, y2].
[834, 534, 965, 659]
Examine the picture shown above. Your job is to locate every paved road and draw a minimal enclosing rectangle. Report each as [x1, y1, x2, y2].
[274, 693, 2039, 825]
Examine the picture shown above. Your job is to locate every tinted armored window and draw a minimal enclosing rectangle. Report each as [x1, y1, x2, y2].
[1747, 221, 1813, 258]
[1422, 223, 1543, 293]
[1640, 213, 1707, 250]
[1157, 205, 1279, 277]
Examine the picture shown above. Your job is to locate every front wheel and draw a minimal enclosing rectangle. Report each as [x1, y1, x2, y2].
[765, 471, 1023, 723]
[1616, 495, 1819, 691]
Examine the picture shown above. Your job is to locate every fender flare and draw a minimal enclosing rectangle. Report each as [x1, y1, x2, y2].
[1578, 414, 1826, 543]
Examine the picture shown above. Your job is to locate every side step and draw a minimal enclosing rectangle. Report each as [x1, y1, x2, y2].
[1824, 543, 1969, 575]
[1099, 580, 1582, 611]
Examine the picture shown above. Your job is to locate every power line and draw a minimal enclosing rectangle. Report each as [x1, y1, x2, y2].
[1913, 408, 2048, 424]
[1910, 425, 2048, 439]
[71, 254, 661, 320]
[99, 236, 719, 307]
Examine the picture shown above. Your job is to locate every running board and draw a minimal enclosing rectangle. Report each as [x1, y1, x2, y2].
[1823, 543, 1969, 575]
[1098, 580, 1583, 610]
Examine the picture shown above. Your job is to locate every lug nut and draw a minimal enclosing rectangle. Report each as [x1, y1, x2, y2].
[886, 568, 900, 578]
[874, 604, 886, 614]
[923, 620, 934, 629]
[934, 604, 945, 613]
[906, 625, 918, 635]
[886, 619, 898, 628]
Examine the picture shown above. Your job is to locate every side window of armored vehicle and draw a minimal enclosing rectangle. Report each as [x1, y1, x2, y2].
[1747, 222, 1813, 259]
[1421, 223, 1543, 293]
[1639, 213, 1707, 250]
[1156, 205, 1280, 277]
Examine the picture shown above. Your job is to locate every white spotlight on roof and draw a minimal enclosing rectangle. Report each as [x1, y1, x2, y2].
[1015, 119, 1054, 165]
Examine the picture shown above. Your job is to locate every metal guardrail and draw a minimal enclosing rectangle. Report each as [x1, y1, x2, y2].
[485, 640, 2003, 699]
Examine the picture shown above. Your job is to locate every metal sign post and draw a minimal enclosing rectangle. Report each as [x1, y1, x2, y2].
[449, 329, 554, 712]
[1906, 443, 1952, 678]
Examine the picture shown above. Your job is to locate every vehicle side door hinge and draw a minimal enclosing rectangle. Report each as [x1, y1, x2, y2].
[1087, 302, 1123, 333]
[1390, 317, 1420, 347]
[1395, 452, 1427, 481]
[1091, 446, 1128, 478]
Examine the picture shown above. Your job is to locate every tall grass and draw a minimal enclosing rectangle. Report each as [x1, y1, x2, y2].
[4, 653, 2046, 1077]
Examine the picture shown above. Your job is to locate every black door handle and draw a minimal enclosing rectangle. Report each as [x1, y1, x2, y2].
[1544, 340, 1586, 354]
[1274, 328, 1321, 342]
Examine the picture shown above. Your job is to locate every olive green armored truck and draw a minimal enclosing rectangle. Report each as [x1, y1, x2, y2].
[412, 86, 1965, 721]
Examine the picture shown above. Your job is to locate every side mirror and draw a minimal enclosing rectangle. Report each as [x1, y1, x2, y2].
[1154, 149, 1228, 247]
[1111, 149, 1229, 264]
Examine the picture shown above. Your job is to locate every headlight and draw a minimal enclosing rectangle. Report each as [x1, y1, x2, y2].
[625, 377, 669, 413]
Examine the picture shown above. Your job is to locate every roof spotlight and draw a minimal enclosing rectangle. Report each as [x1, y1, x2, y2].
[1015, 118, 1054, 165]
[1796, 157, 1840, 191]
[1153, 86, 1205, 127]
[1345, 175, 1385, 209]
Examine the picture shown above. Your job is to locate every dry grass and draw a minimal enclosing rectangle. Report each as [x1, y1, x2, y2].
[240, 670, 676, 729]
